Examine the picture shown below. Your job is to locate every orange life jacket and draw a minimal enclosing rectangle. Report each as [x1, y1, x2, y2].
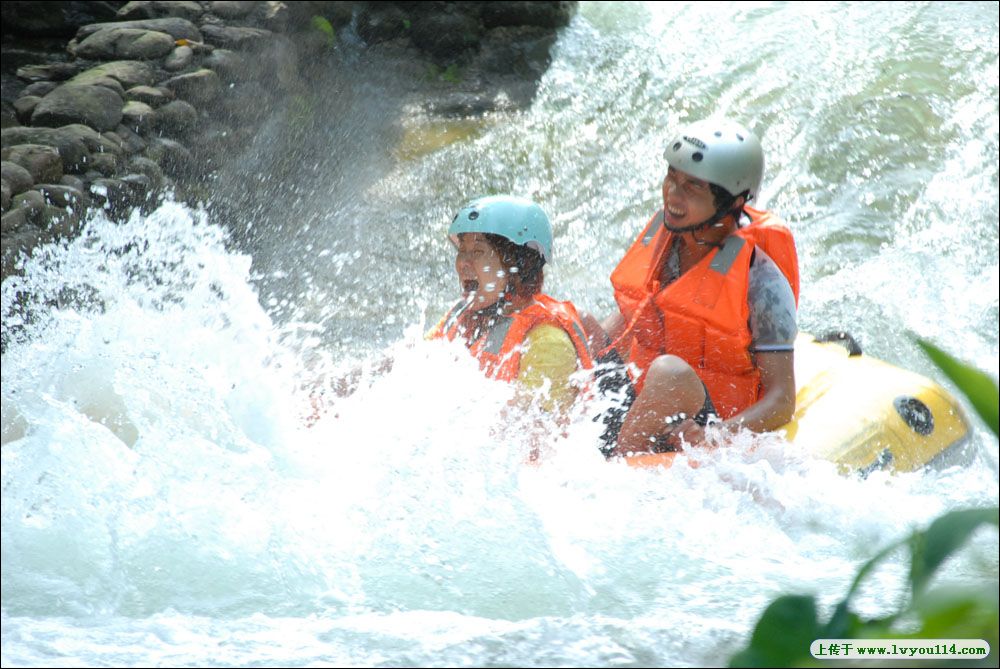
[609, 206, 799, 418]
[429, 293, 594, 381]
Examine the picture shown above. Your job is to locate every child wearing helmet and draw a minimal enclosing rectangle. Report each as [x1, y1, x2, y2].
[427, 195, 593, 413]
[589, 118, 800, 456]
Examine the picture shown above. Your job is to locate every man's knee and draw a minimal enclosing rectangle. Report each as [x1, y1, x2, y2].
[643, 355, 705, 405]
[646, 355, 696, 384]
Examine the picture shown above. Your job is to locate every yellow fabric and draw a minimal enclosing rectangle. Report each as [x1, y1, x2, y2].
[515, 323, 580, 411]
[425, 315, 446, 340]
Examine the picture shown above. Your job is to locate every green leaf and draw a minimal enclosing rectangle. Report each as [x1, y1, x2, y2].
[843, 537, 909, 602]
[310, 16, 336, 47]
[729, 595, 819, 668]
[916, 338, 999, 436]
[403, 18, 412, 29]
[909, 507, 1000, 596]
[821, 601, 863, 638]
[909, 584, 1000, 641]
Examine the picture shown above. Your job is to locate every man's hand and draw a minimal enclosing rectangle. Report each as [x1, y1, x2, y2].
[664, 417, 706, 450]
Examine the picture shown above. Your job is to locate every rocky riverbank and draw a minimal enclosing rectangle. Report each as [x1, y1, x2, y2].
[1, 0, 575, 280]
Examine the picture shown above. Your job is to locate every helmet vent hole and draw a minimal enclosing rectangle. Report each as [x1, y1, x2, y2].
[468, 211, 479, 220]
[692, 151, 704, 162]
[672, 141, 681, 151]
[736, 134, 744, 141]
[714, 131, 722, 137]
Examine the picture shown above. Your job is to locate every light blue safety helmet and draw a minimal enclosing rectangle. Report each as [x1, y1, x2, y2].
[448, 195, 553, 264]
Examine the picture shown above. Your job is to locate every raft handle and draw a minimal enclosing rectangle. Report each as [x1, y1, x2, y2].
[858, 448, 894, 478]
[817, 331, 863, 356]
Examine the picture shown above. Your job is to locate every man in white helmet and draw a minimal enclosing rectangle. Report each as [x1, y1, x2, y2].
[591, 118, 800, 455]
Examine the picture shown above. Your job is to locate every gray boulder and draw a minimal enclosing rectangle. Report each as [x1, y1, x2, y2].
[479, 26, 557, 78]
[209, 1, 256, 19]
[40, 205, 82, 240]
[163, 69, 221, 105]
[120, 173, 153, 201]
[89, 176, 148, 215]
[3, 228, 45, 277]
[101, 131, 125, 148]
[50, 124, 112, 154]
[125, 85, 174, 107]
[1, 127, 90, 173]
[23, 81, 60, 97]
[152, 99, 198, 134]
[200, 24, 274, 49]
[480, 2, 575, 29]
[16, 62, 82, 83]
[126, 156, 164, 188]
[76, 18, 202, 42]
[410, 12, 483, 62]
[114, 123, 148, 154]
[12, 189, 46, 218]
[2, 228, 44, 279]
[145, 137, 192, 177]
[86, 151, 119, 176]
[60, 174, 85, 192]
[121, 100, 156, 133]
[91, 140, 125, 159]
[72, 61, 156, 90]
[79, 76, 128, 99]
[2, 208, 34, 235]
[261, 1, 290, 32]
[116, 1, 204, 21]
[1, 144, 63, 183]
[31, 84, 124, 132]
[14, 96, 41, 125]
[1, 161, 35, 195]
[164, 45, 195, 71]
[72, 28, 176, 60]
[34, 183, 88, 209]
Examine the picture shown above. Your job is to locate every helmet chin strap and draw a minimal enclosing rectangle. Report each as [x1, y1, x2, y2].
[663, 196, 746, 248]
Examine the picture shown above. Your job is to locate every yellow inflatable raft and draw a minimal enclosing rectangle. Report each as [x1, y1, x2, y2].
[625, 332, 971, 474]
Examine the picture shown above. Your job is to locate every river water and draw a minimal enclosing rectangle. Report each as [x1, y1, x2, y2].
[2, 2, 998, 666]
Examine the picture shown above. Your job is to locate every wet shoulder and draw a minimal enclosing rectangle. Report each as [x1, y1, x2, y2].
[748, 249, 798, 351]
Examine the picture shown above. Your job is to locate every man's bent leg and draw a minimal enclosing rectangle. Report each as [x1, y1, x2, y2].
[613, 354, 707, 456]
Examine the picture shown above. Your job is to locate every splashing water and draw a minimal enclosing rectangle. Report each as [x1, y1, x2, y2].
[2, 199, 996, 666]
[3, 2, 998, 666]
